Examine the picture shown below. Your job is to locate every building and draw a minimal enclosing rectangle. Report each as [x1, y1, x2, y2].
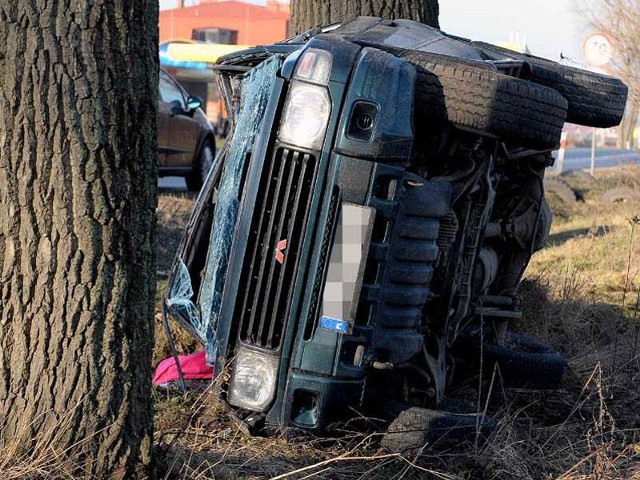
[159, 0, 290, 127]
[498, 31, 531, 54]
[159, 1, 290, 46]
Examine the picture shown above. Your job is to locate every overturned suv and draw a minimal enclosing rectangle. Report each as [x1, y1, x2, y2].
[165, 18, 627, 438]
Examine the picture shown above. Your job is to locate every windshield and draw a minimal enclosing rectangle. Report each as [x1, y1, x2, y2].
[166, 55, 283, 364]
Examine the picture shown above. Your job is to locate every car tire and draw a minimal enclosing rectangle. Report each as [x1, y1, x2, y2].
[471, 41, 628, 128]
[381, 406, 496, 453]
[402, 51, 568, 149]
[560, 169, 598, 186]
[544, 177, 579, 203]
[601, 186, 640, 203]
[457, 329, 565, 389]
[186, 142, 215, 192]
[527, 61, 627, 128]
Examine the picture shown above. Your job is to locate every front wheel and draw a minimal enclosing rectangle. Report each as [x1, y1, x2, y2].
[382, 406, 496, 452]
[186, 142, 215, 192]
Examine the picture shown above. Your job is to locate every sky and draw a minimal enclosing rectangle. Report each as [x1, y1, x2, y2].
[159, 0, 591, 65]
[439, 0, 588, 65]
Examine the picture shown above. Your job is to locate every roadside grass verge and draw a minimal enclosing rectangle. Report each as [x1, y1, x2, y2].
[2, 167, 637, 479]
[153, 165, 640, 479]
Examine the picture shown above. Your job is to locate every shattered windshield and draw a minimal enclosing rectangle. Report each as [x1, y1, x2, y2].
[166, 55, 283, 364]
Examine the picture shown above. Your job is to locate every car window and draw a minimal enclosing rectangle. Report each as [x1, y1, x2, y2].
[159, 72, 185, 107]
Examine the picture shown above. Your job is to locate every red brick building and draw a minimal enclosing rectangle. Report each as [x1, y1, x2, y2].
[159, 1, 290, 46]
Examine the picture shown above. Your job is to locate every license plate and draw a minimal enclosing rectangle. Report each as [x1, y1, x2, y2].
[319, 203, 374, 333]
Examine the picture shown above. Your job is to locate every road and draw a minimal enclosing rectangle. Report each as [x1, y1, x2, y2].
[158, 148, 640, 192]
[553, 148, 640, 173]
[158, 176, 189, 191]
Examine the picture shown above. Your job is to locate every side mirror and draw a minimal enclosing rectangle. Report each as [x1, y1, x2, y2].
[187, 96, 203, 111]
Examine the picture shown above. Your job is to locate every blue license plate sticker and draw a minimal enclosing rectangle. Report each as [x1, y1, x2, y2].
[319, 316, 348, 334]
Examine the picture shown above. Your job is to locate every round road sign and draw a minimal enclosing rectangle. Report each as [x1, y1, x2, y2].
[583, 32, 614, 67]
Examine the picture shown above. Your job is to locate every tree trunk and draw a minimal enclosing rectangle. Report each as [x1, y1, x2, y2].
[0, 1, 158, 478]
[617, 107, 638, 150]
[290, 0, 439, 34]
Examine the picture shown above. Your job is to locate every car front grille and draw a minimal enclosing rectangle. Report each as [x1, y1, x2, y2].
[236, 147, 318, 350]
[304, 186, 341, 341]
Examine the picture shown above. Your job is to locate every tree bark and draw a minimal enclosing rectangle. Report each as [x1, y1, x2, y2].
[617, 107, 638, 149]
[290, 0, 439, 34]
[0, 1, 158, 478]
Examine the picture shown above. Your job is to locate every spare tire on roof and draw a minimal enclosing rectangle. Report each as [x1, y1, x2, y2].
[401, 51, 568, 150]
[471, 41, 628, 128]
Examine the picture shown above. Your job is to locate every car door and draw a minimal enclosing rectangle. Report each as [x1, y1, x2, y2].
[159, 71, 201, 167]
[158, 71, 172, 167]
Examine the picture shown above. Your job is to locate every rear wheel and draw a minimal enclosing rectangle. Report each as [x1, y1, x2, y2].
[527, 61, 627, 128]
[471, 41, 628, 128]
[456, 329, 565, 389]
[402, 51, 568, 149]
[186, 142, 215, 192]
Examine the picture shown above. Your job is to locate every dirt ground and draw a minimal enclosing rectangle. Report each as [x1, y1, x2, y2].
[153, 165, 640, 480]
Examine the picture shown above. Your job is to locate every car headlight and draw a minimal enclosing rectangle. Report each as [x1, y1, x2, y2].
[227, 347, 279, 412]
[278, 49, 332, 151]
[278, 81, 331, 150]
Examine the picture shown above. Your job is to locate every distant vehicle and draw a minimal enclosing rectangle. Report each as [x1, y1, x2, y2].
[158, 68, 216, 191]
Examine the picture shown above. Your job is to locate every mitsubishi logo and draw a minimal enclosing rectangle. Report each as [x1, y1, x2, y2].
[274, 239, 288, 264]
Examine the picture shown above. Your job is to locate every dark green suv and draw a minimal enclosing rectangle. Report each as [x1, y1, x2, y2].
[164, 17, 627, 438]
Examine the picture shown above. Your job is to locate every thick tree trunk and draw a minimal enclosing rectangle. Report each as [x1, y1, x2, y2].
[290, 0, 439, 34]
[0, 1, 157, 478]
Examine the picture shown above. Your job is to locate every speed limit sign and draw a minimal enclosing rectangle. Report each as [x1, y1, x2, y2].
[583, 32, 614, 67]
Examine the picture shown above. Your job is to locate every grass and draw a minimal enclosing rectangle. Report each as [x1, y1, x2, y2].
[151, 166, 640, 479]
[0, 403, 103, 479]
[154, 191, 201, 366]
[156, 192, 198, 277]
[6, 166, 638, 479]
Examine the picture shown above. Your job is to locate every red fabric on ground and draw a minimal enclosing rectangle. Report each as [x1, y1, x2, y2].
[153, 350, 213, 385]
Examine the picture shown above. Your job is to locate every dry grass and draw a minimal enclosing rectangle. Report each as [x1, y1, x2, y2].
[13, 167, 638, 479]
[151, 166, 640, 479]
[156, 190, 198, 276]
[0, 402, 105, 479]
[0, 427, 77, 480]
[154, 190, 200, 365]
[154, 386, 459, 480]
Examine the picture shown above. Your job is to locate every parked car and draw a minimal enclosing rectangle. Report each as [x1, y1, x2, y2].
[158, 68, 216, 191]
[163, 17, 627, 445]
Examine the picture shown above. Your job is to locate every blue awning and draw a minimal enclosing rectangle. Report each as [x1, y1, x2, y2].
[159, 42, 208, 69]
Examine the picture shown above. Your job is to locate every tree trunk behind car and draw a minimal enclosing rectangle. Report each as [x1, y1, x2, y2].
[0, 1, 158, 477]
[290, 0, 440, 33]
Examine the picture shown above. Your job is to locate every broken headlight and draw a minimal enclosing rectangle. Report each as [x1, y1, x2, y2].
[278, 49, 332, 151]
[227, 347, 279, 411]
